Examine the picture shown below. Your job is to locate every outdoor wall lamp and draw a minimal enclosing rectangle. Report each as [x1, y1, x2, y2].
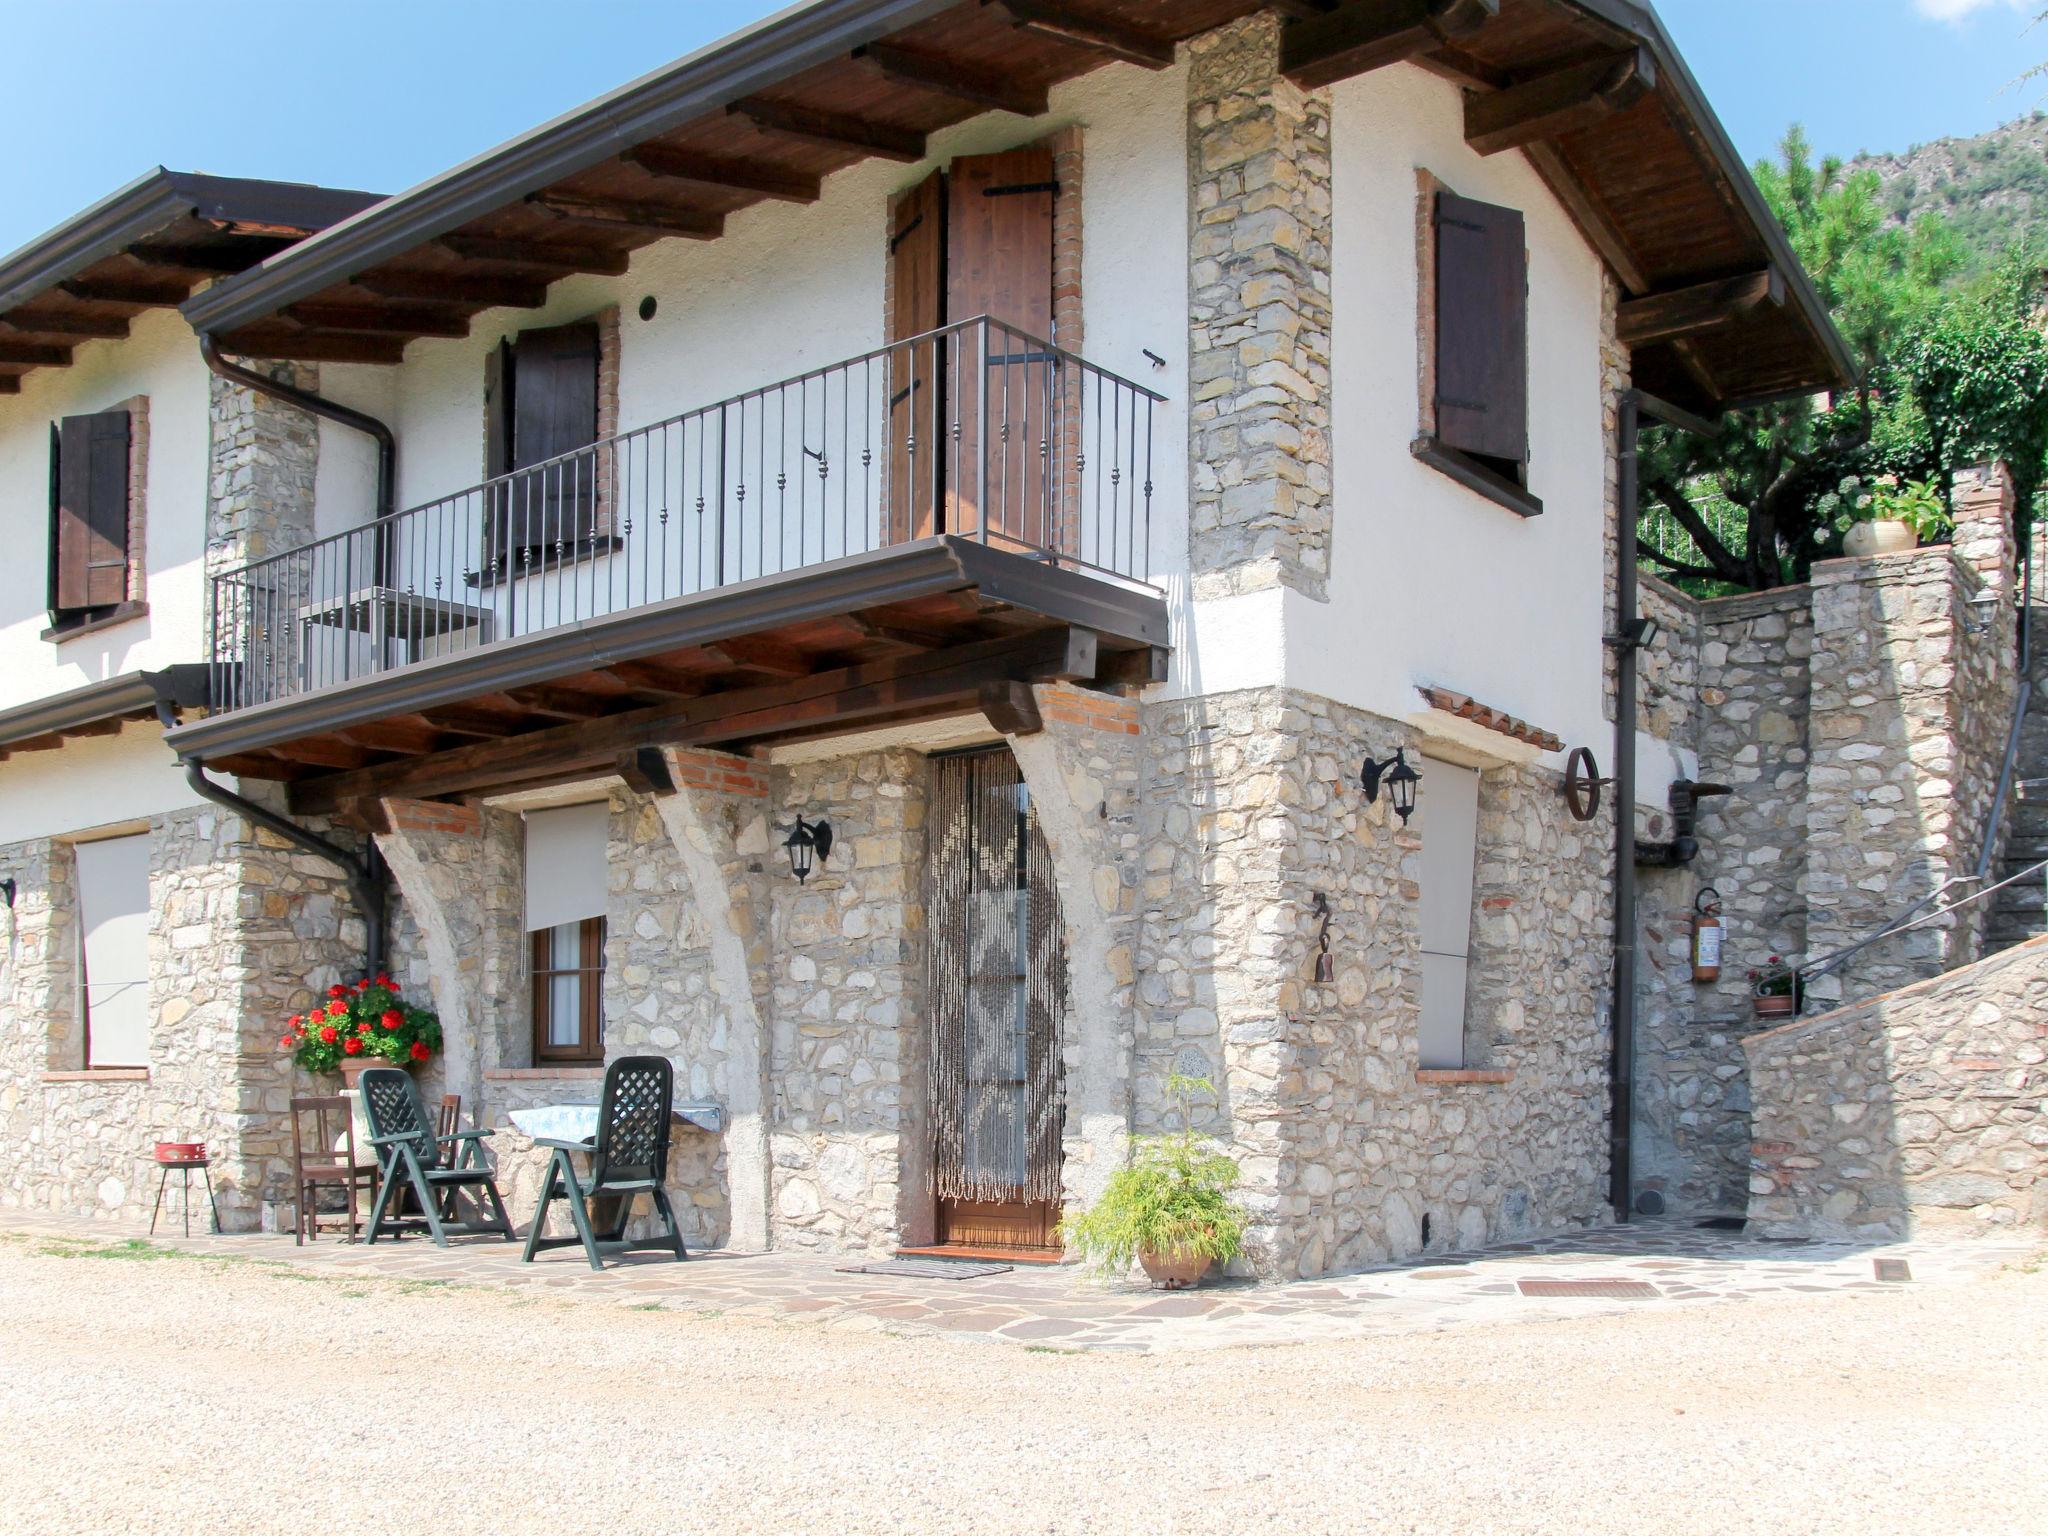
[1604, 615, 1661, 652]
[1360, 747, 1421, 826]
[0, 877, 13, 908]
[783, 816, 833, 884]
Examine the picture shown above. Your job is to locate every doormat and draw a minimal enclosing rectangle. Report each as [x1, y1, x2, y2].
[837, 1258, 1013, 1280]
[1517, 1279, 1660, 1300]
[1695, 1216, 1747, 1231]
[1873, 1258, 1912, 1284]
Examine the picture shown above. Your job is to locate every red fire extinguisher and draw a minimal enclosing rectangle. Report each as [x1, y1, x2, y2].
[1691, 886, 1723, 983]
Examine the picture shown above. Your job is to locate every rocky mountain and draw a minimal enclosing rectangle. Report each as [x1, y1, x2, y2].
[1849, 113, 2048, 271]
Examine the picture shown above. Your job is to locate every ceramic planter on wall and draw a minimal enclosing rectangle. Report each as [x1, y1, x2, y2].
[1843, 519, 1917, 558]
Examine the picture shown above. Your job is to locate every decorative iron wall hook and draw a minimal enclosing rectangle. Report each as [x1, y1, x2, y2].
[1310, 891, 1334, 983]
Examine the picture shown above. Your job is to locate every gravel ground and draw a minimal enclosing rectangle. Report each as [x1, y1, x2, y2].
[2, 1231, 2043, 1536]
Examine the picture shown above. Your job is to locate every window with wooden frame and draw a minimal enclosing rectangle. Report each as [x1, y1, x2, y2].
[530, 917, 606, 1063]
[46, 402, 148, 637]
[1413, 183, 1541, 518]
[481, 316, 614, 580]
[523, 801, 610, 1064]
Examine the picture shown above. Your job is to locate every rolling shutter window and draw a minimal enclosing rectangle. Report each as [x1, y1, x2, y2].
[52, 409, 132, 614]
[1434, 190, 1529, 472]
[523, 801, 609, 934]
[1416, 758, 1481, 1072]
[76, 833, 152, 1069]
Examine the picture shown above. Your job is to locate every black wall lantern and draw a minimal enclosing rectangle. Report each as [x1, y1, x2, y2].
[783, 816, 833, 883]
[0, 876, 14, 908]
[1360, 747, 1422, 825]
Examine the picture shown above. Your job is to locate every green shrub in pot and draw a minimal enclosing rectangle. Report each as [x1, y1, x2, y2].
[1059, 1074, 1248, 1288]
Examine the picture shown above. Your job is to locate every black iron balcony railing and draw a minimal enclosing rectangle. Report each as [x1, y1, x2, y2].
[206, 316, 1163, 714]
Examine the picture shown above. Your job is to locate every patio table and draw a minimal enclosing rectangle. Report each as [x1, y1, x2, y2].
[506, 1101, 725, 1143]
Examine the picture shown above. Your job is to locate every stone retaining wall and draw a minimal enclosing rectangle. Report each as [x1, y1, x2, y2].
[1744, 933, 2048, 1238]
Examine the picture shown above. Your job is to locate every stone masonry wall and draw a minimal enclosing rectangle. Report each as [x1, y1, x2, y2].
[1186, 13, 1334, 602]
[1745, 932, 2048, 1239]
[1135, 686, 1610, 1278]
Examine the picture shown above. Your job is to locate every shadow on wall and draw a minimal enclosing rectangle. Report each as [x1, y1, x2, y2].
[1743, 934, 2048, 1240]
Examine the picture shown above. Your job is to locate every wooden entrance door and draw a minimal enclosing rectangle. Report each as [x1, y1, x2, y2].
[883, 149, 1059, 553]
[926, 747, 1067, 1254]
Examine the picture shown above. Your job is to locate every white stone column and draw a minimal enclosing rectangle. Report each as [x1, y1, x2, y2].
[1003, 685, 1143, 1214]
[650, 749, 775, 1253]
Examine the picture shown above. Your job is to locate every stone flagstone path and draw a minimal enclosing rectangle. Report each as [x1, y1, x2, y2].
[2, 1212, 2030, 1355]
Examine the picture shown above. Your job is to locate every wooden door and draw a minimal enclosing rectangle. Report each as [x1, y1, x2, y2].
[885, 169, 945, 545]
[927, 747, 1067, 1253]
[945, 149, 1057, 551]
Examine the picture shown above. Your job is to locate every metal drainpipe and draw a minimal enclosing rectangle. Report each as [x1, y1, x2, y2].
[159, 703, 388, 976]
[198, 333, 395, 522]
[1609, 391, 1642, 1222]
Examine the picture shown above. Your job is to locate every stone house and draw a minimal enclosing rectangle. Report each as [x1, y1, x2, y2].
[1, 0, 1868, 1277]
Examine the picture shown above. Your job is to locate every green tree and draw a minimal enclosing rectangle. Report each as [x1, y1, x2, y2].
[1639, 128, 1964, 591]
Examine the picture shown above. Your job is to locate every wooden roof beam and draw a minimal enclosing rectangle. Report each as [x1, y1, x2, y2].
[732, 98, 928, 162]
[1, 311, 130, 340]
[58, 276, 191, 306]
[991, 0, 1175, 69]
[1522, 141, 1650, 296]
[287, 302, 471, 338]
[437, 234, 632, 274]
[1464, 47, 1656, 158]
[124, 242, 286, 276]
[1617, 268, 1785, 348]
[221, 330, 410, 364]
[856, 42, 1050, 118]
[624, 145, 823, 204]
[354, 269, 550, 309]
[1281, 0, 1497, 90]
[529, 193, 725, 240]
[0, 340, 71, 367]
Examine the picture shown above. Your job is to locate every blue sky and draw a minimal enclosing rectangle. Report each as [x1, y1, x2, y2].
[0, 0, 2039, 255]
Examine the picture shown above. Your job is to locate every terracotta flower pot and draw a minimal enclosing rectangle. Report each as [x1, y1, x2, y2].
[335, 1055, 409, 1088]
[1753, 994, 1796, 1022]
[1139, 1247, 1214, 1290]
[1843, 519, 1917, 558]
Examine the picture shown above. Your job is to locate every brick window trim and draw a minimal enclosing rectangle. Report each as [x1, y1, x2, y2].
[43, 393, 151, 643]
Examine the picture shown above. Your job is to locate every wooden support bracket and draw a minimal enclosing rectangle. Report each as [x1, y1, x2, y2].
[979, 679, 1043, 737]
[1281, 0, 1498, 91]
[1464, 47, 1656, 158]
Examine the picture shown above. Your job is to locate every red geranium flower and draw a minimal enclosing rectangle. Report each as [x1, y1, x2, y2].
[342, 1036, 363, 1056]
[374, 974, 394, 988]
[328, 1002, 348, 1019]
[319, 1025, 339, 1044]
[381, 1010, 403, 1031]
[288, 1014, 305, 1029]
[279, 1035, 295, 1049]
[409, 1041, 432, 1062]
[355, 979, 372, 991]
[356, 1021, 372, 1034]
[328, 984, 349, 1000]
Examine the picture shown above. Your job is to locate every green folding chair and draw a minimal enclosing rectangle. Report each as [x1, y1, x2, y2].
[360, 1067, 515, 1247]
[522, 1055, 688, 1271]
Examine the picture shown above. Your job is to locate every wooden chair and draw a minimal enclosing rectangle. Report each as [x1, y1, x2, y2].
[360, 1068, 515, 1247]
[436, 1093, 463, 1146]
[288, 1096, 373, 1245]
[522, 1055, 688, 1271]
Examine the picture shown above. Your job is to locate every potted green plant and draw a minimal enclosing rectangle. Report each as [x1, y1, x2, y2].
[1842, 475, 1950, 558]
[1060, 1075, 1249, 1289]
[279, 974, 442, 1085]
[1749, 957, 1798, 1022]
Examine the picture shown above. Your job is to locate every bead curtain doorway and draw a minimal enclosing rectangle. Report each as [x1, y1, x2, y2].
[922, 746, 1067, 1258]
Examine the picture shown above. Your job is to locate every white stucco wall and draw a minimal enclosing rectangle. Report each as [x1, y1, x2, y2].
[0, 722, 195, 847]
[0, 309, 212, 711]
[1297, 64, 1613, 763]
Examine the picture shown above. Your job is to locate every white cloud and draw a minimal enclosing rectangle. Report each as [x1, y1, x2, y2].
[1913, 0, 2024, 22]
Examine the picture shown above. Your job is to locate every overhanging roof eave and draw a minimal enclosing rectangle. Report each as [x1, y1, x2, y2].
[0, 665, 208, 751]
[178, 0, 964, 339]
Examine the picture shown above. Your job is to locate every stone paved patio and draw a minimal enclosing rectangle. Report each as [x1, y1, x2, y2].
[1, 1210, 2031, 1354]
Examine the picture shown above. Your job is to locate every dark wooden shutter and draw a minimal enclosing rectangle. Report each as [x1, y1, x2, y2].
[483, 337, 513, 569]
[509, 320, 599, 551]
[53, 409, 131, 612]
[1435, 189, 1529, 468]
[886, 169, 946, 544]
[946, 149, 1056, 546]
